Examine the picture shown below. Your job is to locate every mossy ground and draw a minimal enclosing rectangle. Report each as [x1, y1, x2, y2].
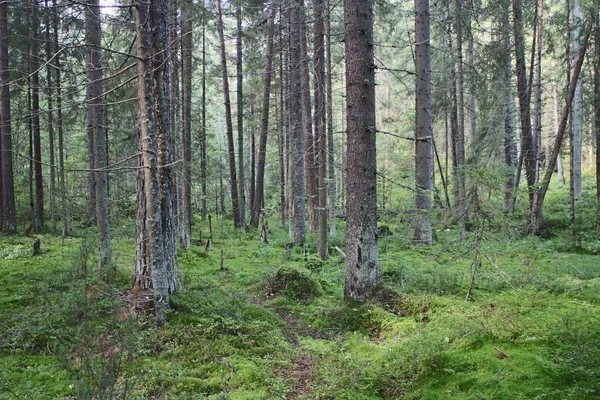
[1, 180, 600, 399]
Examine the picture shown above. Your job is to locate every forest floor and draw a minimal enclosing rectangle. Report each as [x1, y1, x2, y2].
[2, 184, 600, 399]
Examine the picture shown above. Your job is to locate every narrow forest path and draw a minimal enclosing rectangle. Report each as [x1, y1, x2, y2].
[270, 308, 332, 399]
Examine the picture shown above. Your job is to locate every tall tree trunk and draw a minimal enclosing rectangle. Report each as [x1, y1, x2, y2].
[45, 2, 56, 235]
[0, 0, 16, 233]
[553, 85, 565, 184]
[279, 2, 288, 227]
[325, 0, 336, 236]
[30, 0, 44, 233]
[530, 19, 591, 234]
[290, 0, 306, 245]
[251, 0, 277, 228]
[53, 0, 67, 238]
[300, 0, 317, 232]
[180, 0, 193, 247]
[133, 0, 179, 325]
[86, 0, 112, 270]
[344, 0, 380, 302]
[595, 0, 600, 236]
[533, 0, 544, 184]
[512, 0, 536, 213]
[314, 0, 328, 258]
[414, 0, 433, 245]
[453, 0, 466, 237]
[571, 0, 583, 200]
[200, 0, 207, 220]
[236, 5, 246, 231]
[216, 0, 242, 228]
[502, 0, 517, 213]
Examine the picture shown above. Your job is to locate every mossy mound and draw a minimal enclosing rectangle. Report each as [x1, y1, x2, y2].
[370, 286, 428, 318]
[265, 267, 323, 302]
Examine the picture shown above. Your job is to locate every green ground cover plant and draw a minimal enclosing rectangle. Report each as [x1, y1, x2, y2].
[1, 181, 600, 399]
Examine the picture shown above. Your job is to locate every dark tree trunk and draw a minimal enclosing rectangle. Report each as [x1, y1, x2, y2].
[594, 0, 600, 237]
[216, 0, 242, 228]
[299, 0, 317, 232]
[53, 0, 67, 238]
[45, 2, 56, 236]
[414, 0, 433, 245]
[181, 0, 193, 247]
[30, 0, 44, 233]
[251, 0, 277, 228]
[86, 0, 112, 270]
[200, 0, 207, 220]
[0, 0, 16, 233]
[512, 0, 536, 211]
[236, 4, 246, 230]
[453, 0, 466, 238]
[314, 0, 328, 258]
[531, 19, 591, 234]
[290, 0, 306, 245]
[343, 0, 380, 302]
[133, 0, 179, 325]
[325, 0, 336, 236]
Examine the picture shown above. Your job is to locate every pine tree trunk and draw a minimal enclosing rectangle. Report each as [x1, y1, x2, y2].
[134, 0, 179, 325]
[344, 0, 380, 302]
[290, 0, 306, 245]
[236, 5, 246, 230]
[0, 0, 16, 233]
[251, 0, 277, 228]
[200, 0, 207, 220]
[325, 0, 336, 236]
[86, 0, 112, 270]
[595, 1, 600, 236]
[216, 0, 241, 228]
[30, 0, 44, 233]
[512, 0, 536, 213]
[571, 0, 583, 199]
[181, 0, 193, 247]
[414, 0, 433, 245]
[53, 0, 67, 238]
[45, 5, 56, 236]
[454, 0, 466, 238]
[314, 0, 328, 258]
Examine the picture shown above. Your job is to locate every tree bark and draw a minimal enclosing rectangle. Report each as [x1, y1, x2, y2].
[180, 0, 193, 247]
[30, 0, 44, 233]
[570, 0, 583, 199]
[530, 19, 591, 234]
[453, 0, 466, 237]
[251, 0, 277, 228]
[343, 0, 380, 302]
[86, 0, 112, 270]
[512, 0, 536, 211]
[314, 0, 328, 258]
[215, 0, 242, 228]
[414, 0, 433, 245]
[0, 0, 16, 233]
[236, 4, 246, 230]
[45, 3, 56, 236]
[595, 0, 600, 236]
[325, 0, 336, 236]
[200, 0, 207, 220]
[133, 0, 179, 325]
[290, 0, 306, 245]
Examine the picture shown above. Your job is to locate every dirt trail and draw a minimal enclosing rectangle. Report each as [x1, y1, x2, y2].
[271, 308, 330, 399]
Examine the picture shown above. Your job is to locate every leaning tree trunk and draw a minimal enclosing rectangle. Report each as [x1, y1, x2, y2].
[251, 0, 277, 228]
[343, 0, 380, 302]
[0, 0, 16, 233]
[216, 0, 241, 228]
[414, 0, 433, 245]
[133, 0, 179, 325]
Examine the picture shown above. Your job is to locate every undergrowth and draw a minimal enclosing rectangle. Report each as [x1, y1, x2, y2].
[1, 178, 600, 399]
